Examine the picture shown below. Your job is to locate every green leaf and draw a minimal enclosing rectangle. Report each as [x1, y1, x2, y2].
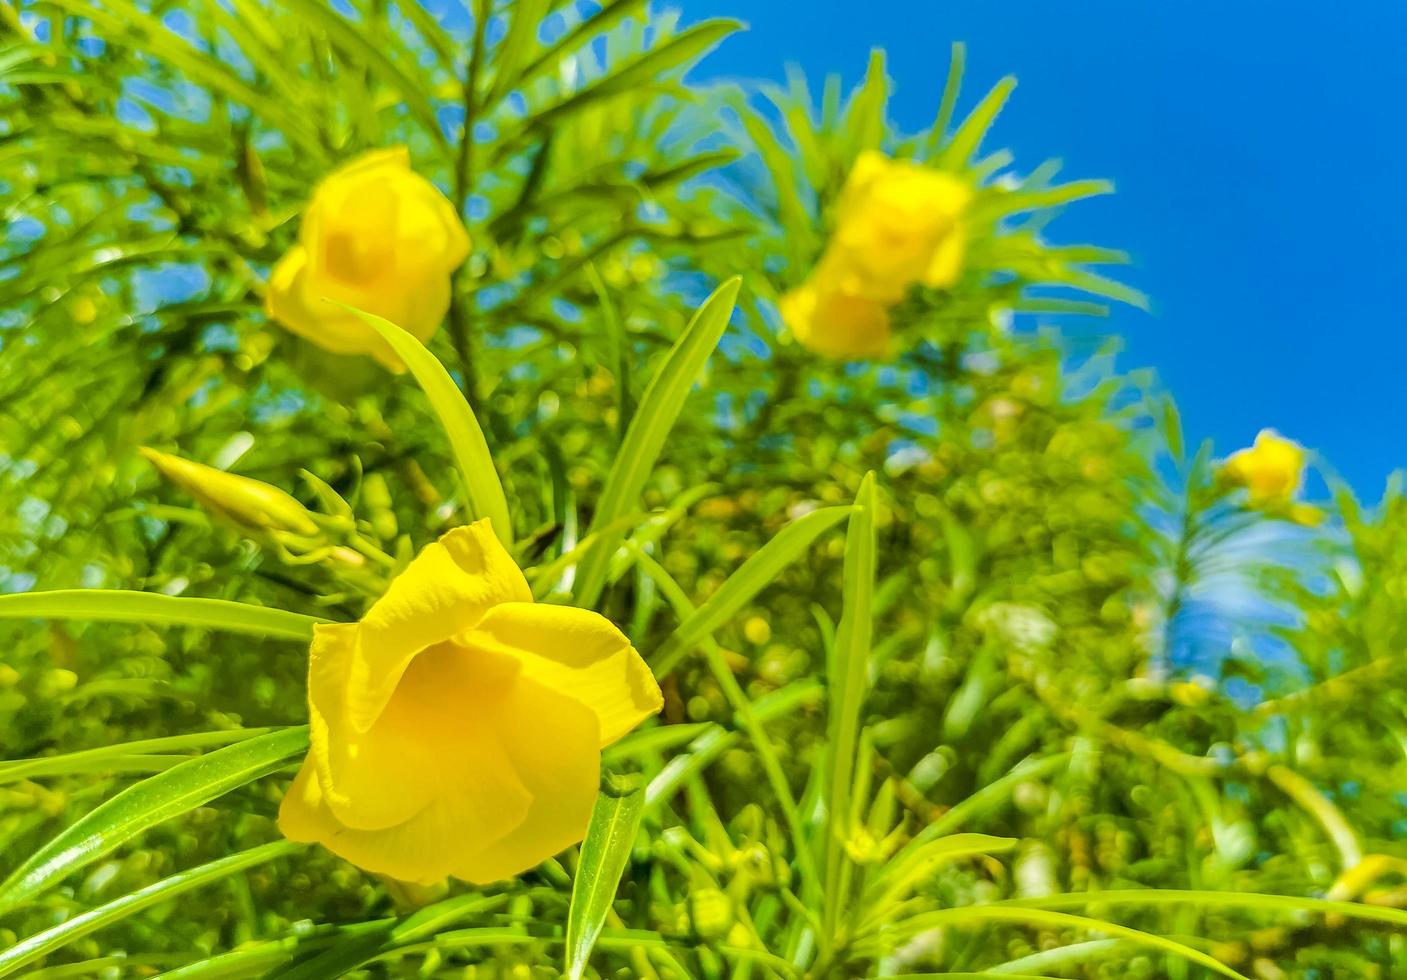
[503, 19, 741, 155]
[737, 100, 816, 271]
[1007, 888, 1407, 929]
[821, 472, 878, 940]
[869, 906, 1246, 980]
[40, 0, 324, 157]
[0, 727, 309, 915]
[0, 590, 326, 640]
[923, 42, 966, 156]
[483, 0, 551, 108]
[585, 262, 633, 444]
[504, 0, 649, 101]
[843, 49, 889, 159]
[264, 894, 508, 980]
[872, 974, 1054, 980]
[651, 504, 853, 676]
[285, 0, 447, 154]
[860, 834, 1017, 929]
[571, 278, 741, 606]
[0, 728, 275, 785]
[564, 775, 647, 980]
[936, 75, 1016, 170]
[0, 841, 300, 978]
[971, 179, 1113, 222]
[348, 307, 513, 547]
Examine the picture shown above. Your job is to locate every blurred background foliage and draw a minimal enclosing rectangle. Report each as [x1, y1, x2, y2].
[0, 0, 1404, 977]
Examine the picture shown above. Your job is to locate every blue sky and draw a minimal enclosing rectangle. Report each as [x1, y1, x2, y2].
[685, 0, 1407, 497]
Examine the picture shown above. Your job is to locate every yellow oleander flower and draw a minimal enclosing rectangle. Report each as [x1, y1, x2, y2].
[266, 147, 469, 371]
[139, 447, 319, 538]
[779, 152, 970, 359]
[1219, 429, 1307, 506]
[828, 150, 971, 303]
[279, 519, 663, 884]
[778, 278, 892, 359]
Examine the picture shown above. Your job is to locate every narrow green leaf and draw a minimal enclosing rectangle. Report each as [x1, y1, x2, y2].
[860, 834, 1017, 929]
[506, 0, 648, 100]
[923, 42, 966, 157]
[890, 754, 1070, 876]
[285, 0, 447, 153]
[737, 101, 816, 272]
[40, 0, 324, 156]
[564, 778, 647, 980]
[844, 49, 889, 158]
[936, 75, 1016, 169]
[1006, 888, 1407, 929]
[1060, 269, 1150, 311]
[503, 19, 741, 154]
[585, 262, 633, 444]
[0, 590, 326, 640]
[0, 729, 276, 785]
[872, 974, 1054, 980]
[870, 907, 1246, 979]
[572, 278, 741, 605]
[348, 308, 513, 546]
[483, 0, 551, 108]
[0, 727, 309, 915]
[821, 472, 878, 941]
[652, 504, 853, 676]
[971, 179, 1113, 221]
[0, 841, 300, 977]
[264, 894, 506, 979]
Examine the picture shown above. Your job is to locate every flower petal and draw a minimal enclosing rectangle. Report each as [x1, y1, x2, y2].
[464, 602, 662, 747]
[283, 671, 596, 885]
[449, 675, 602, 883]
[348, 521, 530, 731]
[779, 279, 892, 360]
[309, 622, 532, 831]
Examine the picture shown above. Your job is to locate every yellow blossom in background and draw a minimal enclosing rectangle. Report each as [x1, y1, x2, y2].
[780, 151, 971, 358]
[266, 147, 469, 371]
[827, 151, 971, 301]
[279, 519, 663, 885]
[778, 278, 892, 359]
[1219, 429, 1308, 506]
[139, 447, 319, 538]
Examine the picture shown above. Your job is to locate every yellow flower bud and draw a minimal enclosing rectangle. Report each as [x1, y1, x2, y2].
[278, 520, 663, 884]
[140, 447, 319, 538]
[742, 616, 771, 646]
[266, 147, 469, 371]
[687, 888, 735, 939]
[1218, 429, 1308, 507]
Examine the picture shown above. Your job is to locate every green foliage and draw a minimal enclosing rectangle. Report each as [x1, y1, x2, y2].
[1, 1, 1404, 978]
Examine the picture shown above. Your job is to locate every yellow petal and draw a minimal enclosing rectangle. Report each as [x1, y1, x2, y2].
[449, 675, 602, 883]
[308, 625, 530, 832]
[348, 521, 531, 732]
[282, 671, 599, 885]
[465, 602, 663, 747]
[779, 279, 891, 360]
[266, 245, 390, 358]
[1219, 429, 1306, 506]
[921, 219, 967, 289]
[266, 144, 467, 370]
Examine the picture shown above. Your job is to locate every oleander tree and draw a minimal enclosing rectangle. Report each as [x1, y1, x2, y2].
[0, 1, 1402, 978]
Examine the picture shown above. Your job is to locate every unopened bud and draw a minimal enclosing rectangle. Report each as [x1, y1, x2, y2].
[140, 447, 319, 538]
